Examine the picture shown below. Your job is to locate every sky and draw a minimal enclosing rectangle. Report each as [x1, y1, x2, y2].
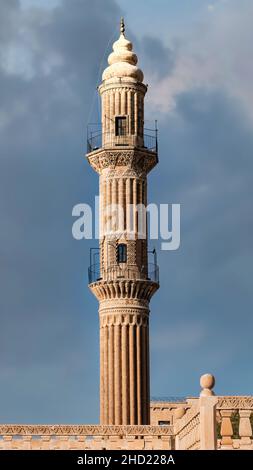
[0, 0, 252, 423]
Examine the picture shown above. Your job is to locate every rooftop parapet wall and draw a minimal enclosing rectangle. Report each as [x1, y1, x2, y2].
[0, 425, 173, 451]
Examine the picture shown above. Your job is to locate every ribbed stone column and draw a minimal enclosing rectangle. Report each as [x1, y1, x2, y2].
[141, 323, 148, 423]
[103, 325, 108, 423]
[133, 178, 138, 234]
[129, 322, 136, 424]
[105, 92, 110, 141]
[99, 325, 104, 423]
[99, 308, 150, 425]
[105, 179, 111, 243]
[119, 178, 124, 232]
[136, 323, 142, 423]
[108, 324, 114, 424]
[114, 323, 121, 424]
[134, 92, 138, 135]
[121, 322, 129, 424]
[146, 324, 150, 423]
[121, 89, 126, 115]
[126, 178, 131, 234]
[110, 92, 115, 137]
[115, 90, 120, 116]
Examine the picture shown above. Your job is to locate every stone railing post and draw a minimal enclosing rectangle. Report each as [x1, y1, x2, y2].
[2, 436, 12, 450]
[199, 373, 218, 450]
[239, 410, 252, 446]
[174, 407, 186, 450]
[220, 410, 233, 446]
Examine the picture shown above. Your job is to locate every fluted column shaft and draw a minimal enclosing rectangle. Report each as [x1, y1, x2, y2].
[99, 309, 149, 425]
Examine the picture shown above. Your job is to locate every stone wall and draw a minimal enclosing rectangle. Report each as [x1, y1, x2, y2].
[0, 425, 173, 451]
[150, 401, 190, 426]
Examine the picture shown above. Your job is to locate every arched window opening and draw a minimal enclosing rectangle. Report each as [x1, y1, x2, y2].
[117, 243, 127, 263]
[115, 116, 127, 136]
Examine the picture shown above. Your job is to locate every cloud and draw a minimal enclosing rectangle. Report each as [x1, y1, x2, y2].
[20, 0, 61, 9]
[139, 35, 176, 80]
[148, 83, 253, 393]
[0, 0, 120, 423]
[145, 0, 253, 123]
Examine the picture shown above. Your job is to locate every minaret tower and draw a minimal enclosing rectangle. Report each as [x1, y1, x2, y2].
[87, 19, 159, 425]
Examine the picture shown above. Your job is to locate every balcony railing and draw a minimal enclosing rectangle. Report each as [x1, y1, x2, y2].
[88, 263, 159, 284]
[87, 131, 158, 154]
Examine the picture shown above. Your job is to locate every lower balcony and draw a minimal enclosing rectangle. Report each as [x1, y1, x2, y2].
[88, 263, 159, 285]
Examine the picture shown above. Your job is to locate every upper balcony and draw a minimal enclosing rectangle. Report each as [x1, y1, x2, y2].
[86, 124, 158, 155]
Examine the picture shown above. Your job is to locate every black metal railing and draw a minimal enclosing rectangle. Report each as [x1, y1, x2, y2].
[87, 131, 158, 154]
[88, 262, 159, 284]
[87, 131, 102, 153]
[151, 397, 187, 403]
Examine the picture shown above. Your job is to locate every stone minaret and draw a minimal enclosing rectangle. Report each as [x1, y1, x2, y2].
[87, 19, 159, 425]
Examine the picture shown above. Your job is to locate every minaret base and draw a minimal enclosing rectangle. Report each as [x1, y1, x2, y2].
[99, 302, 150, 425]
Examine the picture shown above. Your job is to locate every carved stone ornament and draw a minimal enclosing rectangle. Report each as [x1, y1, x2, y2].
[0, 424, 173, 436]
[87, 149, 157, 175]
[217, 396, 253, 410]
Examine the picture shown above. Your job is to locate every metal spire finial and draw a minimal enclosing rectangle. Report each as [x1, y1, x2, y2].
[120, 17, 125, 35]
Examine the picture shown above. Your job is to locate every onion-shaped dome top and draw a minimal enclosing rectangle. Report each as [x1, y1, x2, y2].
[102, 18, 144, 82]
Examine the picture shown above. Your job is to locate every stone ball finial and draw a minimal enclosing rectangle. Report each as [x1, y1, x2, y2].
[174, 407, 186, 420]
[200, 373, 215, 396]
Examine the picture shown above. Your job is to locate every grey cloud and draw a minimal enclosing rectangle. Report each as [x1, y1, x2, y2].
[145, 0, 253, 119]
[149, 89, 253, 393]
[0, 0, 120, 423]
[139, 35, 175, 80]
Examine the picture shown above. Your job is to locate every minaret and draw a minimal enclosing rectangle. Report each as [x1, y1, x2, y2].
[87, 19, 159, 425]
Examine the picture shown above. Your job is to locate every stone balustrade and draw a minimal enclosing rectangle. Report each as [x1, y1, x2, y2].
[172, 375, 253, 450]
[0, 425, 174, 451]
[174, 404, 201, 450]
[217, 397, 253, 450]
